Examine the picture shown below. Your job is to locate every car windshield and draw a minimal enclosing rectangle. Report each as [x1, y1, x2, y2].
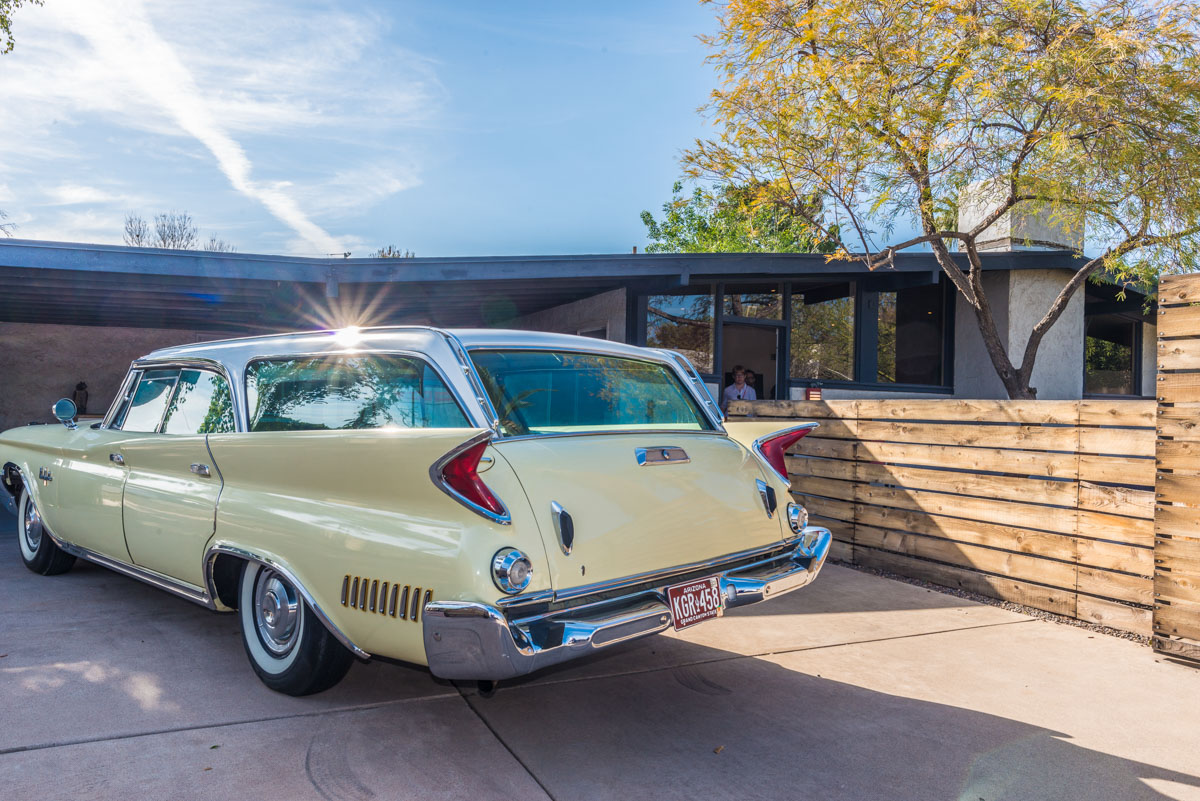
[245, 354, 469, 432]
[469, 349, 713, 438]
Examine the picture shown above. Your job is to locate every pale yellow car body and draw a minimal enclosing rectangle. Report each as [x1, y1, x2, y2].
[0, 327, 823, 673]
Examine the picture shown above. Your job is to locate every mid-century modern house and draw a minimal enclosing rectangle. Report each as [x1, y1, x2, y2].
[0, 230, 1153, 430]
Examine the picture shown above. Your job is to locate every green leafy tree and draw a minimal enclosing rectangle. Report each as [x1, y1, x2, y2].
[641, 181, 837, 254]
[0, 0, 39, 55]
[685, 0, 1200, 398]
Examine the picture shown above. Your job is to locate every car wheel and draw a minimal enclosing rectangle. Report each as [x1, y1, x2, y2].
[17, 488, 75, 576]
[237, 561, 354, 696]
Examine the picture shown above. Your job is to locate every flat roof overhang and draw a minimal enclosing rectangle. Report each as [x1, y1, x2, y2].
[0, 238, 1097, 331]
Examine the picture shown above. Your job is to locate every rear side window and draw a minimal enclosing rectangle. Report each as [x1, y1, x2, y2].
[163, 370, 236, 435]
[245, 355, 469, 432]
[115, 369, 179, 433]
[469, 350, 713, 437]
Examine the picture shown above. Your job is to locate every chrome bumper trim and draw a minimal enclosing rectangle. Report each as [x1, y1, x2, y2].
[422, 527, 831, 681]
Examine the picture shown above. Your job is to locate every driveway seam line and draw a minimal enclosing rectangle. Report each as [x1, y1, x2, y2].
[454, 682, 558, 801]
[0, 690, 461, 757]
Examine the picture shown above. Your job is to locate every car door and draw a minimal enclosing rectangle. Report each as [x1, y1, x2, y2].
[45, 368, 174, 561]
[122, 368, 235, 587]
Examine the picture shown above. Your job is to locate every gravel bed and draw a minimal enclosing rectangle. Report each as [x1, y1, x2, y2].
[831, 558, 1151, 645]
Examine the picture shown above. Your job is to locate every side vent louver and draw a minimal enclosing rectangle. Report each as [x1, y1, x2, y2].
[339, 575, 431, 623]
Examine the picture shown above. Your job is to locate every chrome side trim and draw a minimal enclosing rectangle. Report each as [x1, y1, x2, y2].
[751, 422, 820, 488]
[427, 430, 512, 525]
[54, 536, 214, 607]
[635, 446, 690, 466]
[203, 543, 370, 660]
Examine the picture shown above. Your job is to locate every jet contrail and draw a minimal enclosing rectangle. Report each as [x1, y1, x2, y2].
[54, 0, 343, 253]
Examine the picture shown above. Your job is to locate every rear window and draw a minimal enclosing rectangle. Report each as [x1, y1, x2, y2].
[469, 349, 713, 438]
[245, 355, 469, 432]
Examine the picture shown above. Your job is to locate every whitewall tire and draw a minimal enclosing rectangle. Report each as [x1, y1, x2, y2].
[237, 561, 354, 695]
[16, 488, 75, 576]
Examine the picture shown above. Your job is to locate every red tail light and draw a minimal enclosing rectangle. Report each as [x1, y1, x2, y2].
[754, 424, 817, 482]
[433, 436, 509, 522]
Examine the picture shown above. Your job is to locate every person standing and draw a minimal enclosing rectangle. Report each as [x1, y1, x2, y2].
[722, 365, 757, 411]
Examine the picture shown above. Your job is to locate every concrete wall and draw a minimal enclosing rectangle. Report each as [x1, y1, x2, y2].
[952, 273, 1011, 399]
[506, 289, 626, 342]
[0, 323, 237, 431]
[952, 269, 1084, 399]
[1008, 270, 1084, 399]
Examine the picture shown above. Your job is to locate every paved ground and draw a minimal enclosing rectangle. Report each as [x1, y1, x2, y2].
[2, 513, 1200, 801]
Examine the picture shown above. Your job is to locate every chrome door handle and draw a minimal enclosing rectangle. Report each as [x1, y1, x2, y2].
[190, 463, 211, 478]
[109, 453, 124, 466]
[635, 446, 690, 466]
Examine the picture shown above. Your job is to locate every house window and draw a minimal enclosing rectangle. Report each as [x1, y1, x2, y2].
[646, 290, 715, 374]
[724, 285, 783, 320]
[790, 283, 854, 382]
[877, 283, 945, 385]
[1085, 315, 1139, 396]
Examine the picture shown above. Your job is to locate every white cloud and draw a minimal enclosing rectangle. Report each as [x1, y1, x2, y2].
[0, 0, 438, 251]
[15, 209, 127, 244]
[43, 183, 123, 206]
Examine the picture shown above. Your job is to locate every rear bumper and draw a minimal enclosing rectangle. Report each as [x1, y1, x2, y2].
[422, 526, 831, 681]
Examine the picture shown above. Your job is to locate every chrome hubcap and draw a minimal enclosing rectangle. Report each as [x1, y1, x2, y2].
[254, 570, 300, 656]
[23, 497, 43, 552]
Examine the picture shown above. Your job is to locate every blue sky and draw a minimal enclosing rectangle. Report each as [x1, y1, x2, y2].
[0, 0, 720, 257]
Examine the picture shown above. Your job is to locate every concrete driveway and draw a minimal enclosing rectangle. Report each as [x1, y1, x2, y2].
[2, 513, 1199, 801]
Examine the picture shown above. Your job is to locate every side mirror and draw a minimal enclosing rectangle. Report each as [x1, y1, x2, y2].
[52, 398, 78, 430]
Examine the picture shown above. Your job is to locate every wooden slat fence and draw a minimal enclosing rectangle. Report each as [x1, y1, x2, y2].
[1154, 274, 1200, 661]
[729, 398, 1157, 635]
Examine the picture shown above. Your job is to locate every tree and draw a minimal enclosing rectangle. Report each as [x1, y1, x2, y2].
[123, 211, 236, 252]
[0, 0, 39, 55]
[0, 209, 13, 238]
[203, 236, 237, 253]
[685, 0, 1200, 398]
[641, 181, 837, 254]
[372, 245, 414, 258]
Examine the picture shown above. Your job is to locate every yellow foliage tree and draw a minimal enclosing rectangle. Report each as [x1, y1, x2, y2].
[685, 0, 1200, 398]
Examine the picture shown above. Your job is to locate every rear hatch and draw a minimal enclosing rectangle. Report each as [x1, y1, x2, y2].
[494, 432, 785, 592]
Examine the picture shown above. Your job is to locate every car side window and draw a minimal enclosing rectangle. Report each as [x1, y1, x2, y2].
[245, 354, 469, 432]
[162, 369, 236, 435]
[115, 369, 179, 433]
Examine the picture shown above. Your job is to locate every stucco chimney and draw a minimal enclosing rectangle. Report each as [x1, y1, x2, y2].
[958, 179, 1083, 252]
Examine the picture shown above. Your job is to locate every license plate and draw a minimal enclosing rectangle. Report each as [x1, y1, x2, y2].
[666, 576, 724, 631]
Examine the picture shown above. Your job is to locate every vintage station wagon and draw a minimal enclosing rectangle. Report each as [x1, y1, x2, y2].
[0, 327, 831, 695]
